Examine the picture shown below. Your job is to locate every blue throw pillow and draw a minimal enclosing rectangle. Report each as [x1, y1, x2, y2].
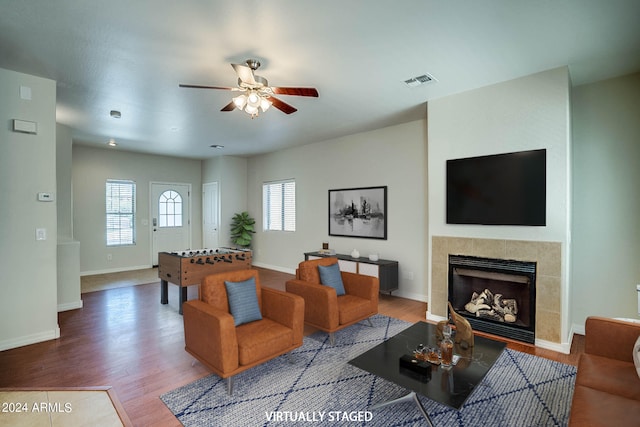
[318, 263, 346, 296]
[224, 277, 262, 326]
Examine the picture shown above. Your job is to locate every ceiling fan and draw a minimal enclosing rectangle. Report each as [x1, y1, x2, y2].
[179, 59, 319, 117]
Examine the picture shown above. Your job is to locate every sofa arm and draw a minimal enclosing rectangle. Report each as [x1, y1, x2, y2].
[262, 288, 305, 346]
[342, 272, 379, 304]
[183, 300, 239, 374]
[585, 316, 640, 362]
[285, 279, 339, 330]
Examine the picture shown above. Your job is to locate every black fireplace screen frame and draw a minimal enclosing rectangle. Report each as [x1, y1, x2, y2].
[448, 254, 537, 344]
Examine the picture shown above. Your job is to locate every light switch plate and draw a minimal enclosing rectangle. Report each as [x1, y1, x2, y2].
[36, 228, 47, 241]
[20, 86, 32, 100]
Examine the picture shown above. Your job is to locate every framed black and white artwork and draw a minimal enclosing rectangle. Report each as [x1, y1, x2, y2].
[328, 186, 387, 239]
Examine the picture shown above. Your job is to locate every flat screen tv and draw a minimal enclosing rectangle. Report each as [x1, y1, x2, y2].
[446, 149, 546, 226]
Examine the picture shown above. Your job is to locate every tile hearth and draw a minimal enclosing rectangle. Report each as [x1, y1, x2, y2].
[431, 236, 562, 343]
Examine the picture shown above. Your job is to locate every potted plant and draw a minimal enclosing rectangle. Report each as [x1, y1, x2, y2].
[230, 211, 256, 247]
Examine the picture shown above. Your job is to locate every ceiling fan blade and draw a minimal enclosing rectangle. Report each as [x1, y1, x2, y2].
[269, 96, 298, 114]
[231, 63, 257, 85]
[221, 101, 237, 112]
[179, 84, 236, 90]
[271, 87, 319, 97]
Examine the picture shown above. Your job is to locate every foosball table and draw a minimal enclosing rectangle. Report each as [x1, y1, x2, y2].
[158, 247, 252, 314]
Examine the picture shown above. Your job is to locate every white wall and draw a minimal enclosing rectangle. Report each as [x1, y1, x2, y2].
[202, 156, 248, 247]
[57, 240, 81, 311]
[56, 124, 74, 239]
[247, 119, 428, 301]
[0, 68, 59, 350]
[72, 145, 203, 274]
[571, 72, 640, 326]
[427, 68, 572, 338]
[56, 123, 82, 311]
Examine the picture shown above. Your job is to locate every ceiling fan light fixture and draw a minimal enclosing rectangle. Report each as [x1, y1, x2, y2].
[244, 104, 259, 116]
[260, 97, 272, 112]
[232, 94, 247, 109]
[247, 91, 260, 106]
[180, 58, 317, 118]
[234, 90, 271, 117]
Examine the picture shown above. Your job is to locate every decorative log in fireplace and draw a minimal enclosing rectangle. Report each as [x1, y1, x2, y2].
[465, 288, 519, 323]
[448, 255, 536, 344]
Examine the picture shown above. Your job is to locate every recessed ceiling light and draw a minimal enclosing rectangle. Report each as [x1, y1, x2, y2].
[169, 126, 179, 132]
[107, 139, 117, 147]
[110, 110, 121, 119]
[210, 144, 224, 149]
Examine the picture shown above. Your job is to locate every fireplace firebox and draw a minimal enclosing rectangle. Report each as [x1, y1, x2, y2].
[448, 255, 536, 344]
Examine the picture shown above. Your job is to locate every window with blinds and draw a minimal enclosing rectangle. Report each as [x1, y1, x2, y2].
[263, 179, 296, 231]
[106, 179, 136, 246]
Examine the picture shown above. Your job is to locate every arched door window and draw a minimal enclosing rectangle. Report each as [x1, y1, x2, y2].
[158, 190, 183, 227]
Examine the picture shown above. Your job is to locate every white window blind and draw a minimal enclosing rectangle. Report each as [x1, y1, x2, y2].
[106, 179, 136, 246]
[263, 180, 296, 231]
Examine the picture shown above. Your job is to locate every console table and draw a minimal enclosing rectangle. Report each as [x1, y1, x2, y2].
[304, 251, 398, 294]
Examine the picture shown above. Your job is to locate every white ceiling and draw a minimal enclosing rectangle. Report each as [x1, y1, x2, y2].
[1, 1, 639, 159]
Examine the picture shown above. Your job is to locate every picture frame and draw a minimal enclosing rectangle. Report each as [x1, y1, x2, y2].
[328, 186, 387, 239]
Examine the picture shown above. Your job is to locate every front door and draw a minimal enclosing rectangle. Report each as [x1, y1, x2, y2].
[151, 183, 191, 265]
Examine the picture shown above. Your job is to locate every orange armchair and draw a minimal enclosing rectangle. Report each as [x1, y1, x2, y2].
[285, 257, 379, 344]
[183, 269, 304, 394]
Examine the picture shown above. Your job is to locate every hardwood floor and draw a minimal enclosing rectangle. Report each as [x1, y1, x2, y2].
[0, 267, 584, 426]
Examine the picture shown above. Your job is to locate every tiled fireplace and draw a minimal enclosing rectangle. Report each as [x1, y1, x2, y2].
[431, 236, 562, 344]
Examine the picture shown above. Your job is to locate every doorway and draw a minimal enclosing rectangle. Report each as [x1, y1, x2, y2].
[150, 182, 191, 265]
[202, 182, 220, 249]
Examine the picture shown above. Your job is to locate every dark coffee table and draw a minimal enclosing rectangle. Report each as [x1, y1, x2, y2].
[348, 321, 506, 426]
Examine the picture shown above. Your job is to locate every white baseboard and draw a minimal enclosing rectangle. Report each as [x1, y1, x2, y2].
[58, 300, 83, 312]
[571, 322, 585, 336]
[392, 290, 428, 302]
[80, 264, 153, 276]
[0, 327, 61, 352]
[251, 261, 296, 275]
[535, 338, 571, 354]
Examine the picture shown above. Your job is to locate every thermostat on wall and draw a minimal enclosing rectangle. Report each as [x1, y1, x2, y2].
[37, 192, 54, 202]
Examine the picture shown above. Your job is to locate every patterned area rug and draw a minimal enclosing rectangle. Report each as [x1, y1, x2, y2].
[161, 315, 576, 426]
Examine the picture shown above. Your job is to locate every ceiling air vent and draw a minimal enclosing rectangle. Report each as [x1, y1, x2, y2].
[404, 73, 436, 88]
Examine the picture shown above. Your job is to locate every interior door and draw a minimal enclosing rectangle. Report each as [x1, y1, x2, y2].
[202, 182, 219, 249]
[151, 183, 191, 265]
